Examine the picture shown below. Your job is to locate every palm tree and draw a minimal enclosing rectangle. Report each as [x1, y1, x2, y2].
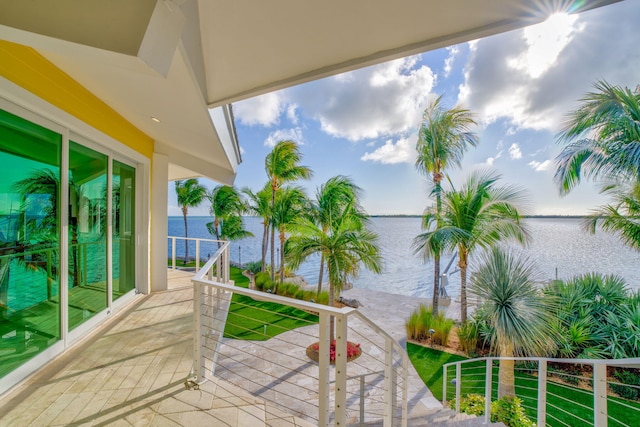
[287, 209, 382, 341]
[413, 170, 529, 322]
[206, 185, 250, 247]
[174, 179, 206, 264]
[555, 80, 640, 194]
[415, 95, 478, 313]
[469, 247, 556, 398]
[265, 140, 313, 280]
[272, 186, 309, 283]
[581, 181, 640, 251]
[312, 176, 365, 294]
[242, 184, 271, 272]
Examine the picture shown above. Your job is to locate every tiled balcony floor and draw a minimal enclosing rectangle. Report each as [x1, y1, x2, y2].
[0, 270, 314, 426]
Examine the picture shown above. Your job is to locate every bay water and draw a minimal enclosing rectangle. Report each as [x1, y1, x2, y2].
[168, 216, 640, 299]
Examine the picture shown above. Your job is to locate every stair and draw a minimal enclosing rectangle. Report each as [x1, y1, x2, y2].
[404, 407, 506, 426]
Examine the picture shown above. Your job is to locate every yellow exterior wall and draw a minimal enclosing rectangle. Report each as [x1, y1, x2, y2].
[0, 40, 153, 158]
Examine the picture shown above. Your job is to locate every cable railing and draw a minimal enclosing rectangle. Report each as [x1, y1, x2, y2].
[191, 245, 410, 427]
[168, 236, 226, 272]
[442, 356, 640, 427]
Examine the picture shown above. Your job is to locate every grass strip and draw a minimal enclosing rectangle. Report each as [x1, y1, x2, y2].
[222, 267, 318, 341]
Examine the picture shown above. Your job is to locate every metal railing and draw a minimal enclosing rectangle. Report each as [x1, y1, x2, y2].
[443, 356, 640, 427]
[168, 236, 226, 272]
[191, 245, 410, 427]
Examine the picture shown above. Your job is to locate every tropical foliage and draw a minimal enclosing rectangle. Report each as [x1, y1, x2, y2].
[469, 247, 556, 398]
[271, 186, 309, 283]
[242, 184, 272, 271]
[174, 179, 206, 264]
[265, 140, 313, 280]
[413, 170, 529, 322]
[555, 81, 640, 251]
[206, 185, 252, 247]
[415, 96, 478, 313]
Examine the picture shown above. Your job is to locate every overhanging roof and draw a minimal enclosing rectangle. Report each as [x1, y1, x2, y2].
[0, 0, 621, 183]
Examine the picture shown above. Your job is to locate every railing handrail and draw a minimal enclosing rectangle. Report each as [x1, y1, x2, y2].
[168, 235, 226, 244]
[443, 356, 640, 369]
[193, 268, 357, 317]
[192, 241, 232, 282]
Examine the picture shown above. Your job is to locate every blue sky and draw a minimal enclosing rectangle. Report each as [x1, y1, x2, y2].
[169, 1, 640, 217]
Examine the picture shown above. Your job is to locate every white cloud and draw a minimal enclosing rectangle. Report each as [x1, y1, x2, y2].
[361, 137, 414, 164]
[233, 92, 283, 126]
[289, 56, 436, 141]
[264, 128, 304, 147]
[458, 2, 640, 133]
[508, 143, 522, 159]
[444, 46, 460, 78]
[287, 104, 299, 124]
[528, 160, 551, 171]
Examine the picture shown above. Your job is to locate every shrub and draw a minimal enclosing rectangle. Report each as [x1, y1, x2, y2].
[244, 260, 262, 274]
[316, 291, 329, 305]
[255, 272, 270, 291]
[490, 396, 535, 427]
[458, 321, 479, 355]
[450, 394, 535, 427]
[611, 368, 640, 401]
[404, 304, 455, 345]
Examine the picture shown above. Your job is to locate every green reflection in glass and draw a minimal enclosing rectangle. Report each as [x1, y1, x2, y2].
[68, 142, 108, 330]
[0, 108, 61, 378]
[112, 161, 135, 299]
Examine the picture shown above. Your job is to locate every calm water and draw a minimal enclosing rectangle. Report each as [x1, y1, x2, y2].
[168, 216, 640, 299]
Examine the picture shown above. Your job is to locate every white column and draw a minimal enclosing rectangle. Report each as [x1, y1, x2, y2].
[151, 152, 169, 292]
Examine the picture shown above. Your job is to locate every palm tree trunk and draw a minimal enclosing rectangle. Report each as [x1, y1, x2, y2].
[279, 229, 285, 283]
[433, 253, 440, 312]
[317, 253, 325, 295]
[498, 344, 516, 398]
[261, 221, 268, 272]
[270, 186, 276, 281]
[183, 208, 189, 264]
[459, 249, 468, 323]
[214, 218, 221, 249]
[433, 178, 442, 313]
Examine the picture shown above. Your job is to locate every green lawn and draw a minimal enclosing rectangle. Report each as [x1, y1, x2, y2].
[222, 268, 318, 341]
[407, 343, 640, 427]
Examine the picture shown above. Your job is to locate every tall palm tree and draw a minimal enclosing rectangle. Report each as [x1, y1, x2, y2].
[469, 247, 556, 398]
[287, 209, 382, 342]
[206, 185, 249, 247]
[242, 184, 271, 272]
[265, 140, 313, 280]
[312, 176, 365, 294]
[413, 170, 529, 322]
[555, 80, 640, 194]
[415, 95, 478, 313]
[174, 179, 206, 264]
[272, 186, 309, 283]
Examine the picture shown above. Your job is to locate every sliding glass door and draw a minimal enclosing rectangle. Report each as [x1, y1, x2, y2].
[0, 109, 61, 378]
[112, 161, 136, 299]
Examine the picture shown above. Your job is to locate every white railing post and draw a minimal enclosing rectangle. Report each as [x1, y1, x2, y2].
[402, 352, 408, 427]
[195, 239, 200, 272]
[443, 365, 448, 407]
[384, 337, 394, 427]
[224, 245, 230, 283]
[594, 363, 608, 427]
[455, 363, 461, 413]
[359, 374, 365, 426]
[335, 313, 348, 427]
[193, 281, 203, 381]
[537, 360, 547, 427]
[485, 359, 492, 424]
[318, 312, 331, 427]
[171, 237, 176, 270]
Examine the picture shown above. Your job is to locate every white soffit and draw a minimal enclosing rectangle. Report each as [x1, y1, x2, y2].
[200, 0, 622, 107]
